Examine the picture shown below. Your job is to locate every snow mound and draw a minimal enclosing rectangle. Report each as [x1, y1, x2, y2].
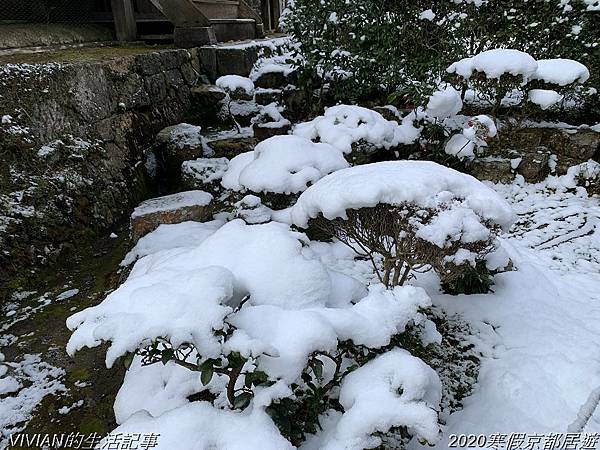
[221, 135, 349, 194]
[227, 284, 430, 382]
[290, 161, 515, 244]
[233, 195, 273, 224]
[293, 105, 420, 154]
[311, 350, 441, 449]
[66, 266, 234, 367]
[67, 220, 361, 367]
[215, 75, 255, 94]
[448, 49, 538, 81]
[528, 89, 564, 110]
[109, 402, 294, 450]
[426, 86, 463, 119]
[532, 59, 590, 86]
[114, 355, 203, 424]
[121, 220, 224, 266]
[131, 190, 213, 219]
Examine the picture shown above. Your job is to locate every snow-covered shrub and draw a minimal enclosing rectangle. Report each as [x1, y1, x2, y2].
[448, 50, 592, 115]
[291, 161, 515, 287]
[67, 220, 442, 448]
[221, 135, 348, 195]
[447, 49, 540, 115]
[561, 159, 600, 194]
[284, 0, 599, 108]
[293, 104, 420, 158]
[216, 75, 255, 101]
[444, 115, 498, 161]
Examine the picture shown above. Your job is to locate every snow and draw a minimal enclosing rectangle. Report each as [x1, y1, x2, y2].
[0, 376, 20, 395]
[307, 350, 441, 450]
[250, 60, 295, 82]
[233, 195, 273, 224]
[55, 288, 79, 301]
[419, 9, 436, 21]
[409, 174, 600, 447]
[444, 134, 476, 159]
[58, 399, 84, 415]
[221, 135, 349, 194]
[254, 103, 291, 129]
[426, 86, 463, 119]
[215, 75, 255, 94]
[67, 265, 235, 368]
[109, 402, 294, 450]
[293, 104, 421, 154]
[220, 151, 255, 192]
[131, 190, 213, 219]
[290, 161, 515, 239]
[444, 115, 497, 159]
[67, 220, 357, 367]
[121, 220, 225, 266]
[114, 354, 204, 424]
[0, 354, 66, 447]
[181, 157, 229, 184]
[227, 284, 430, 382]
[532, 58, 590, 86]
[528, 89, 564, 110]
[447, 49, 538, 81]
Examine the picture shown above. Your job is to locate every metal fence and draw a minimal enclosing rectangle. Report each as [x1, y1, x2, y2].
[0, 0, 114, 24]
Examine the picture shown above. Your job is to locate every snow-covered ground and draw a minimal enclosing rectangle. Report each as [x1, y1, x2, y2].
[422, 175, 600, 446]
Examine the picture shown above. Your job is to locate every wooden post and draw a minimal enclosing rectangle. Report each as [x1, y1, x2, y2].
[111, 0, 137, 42]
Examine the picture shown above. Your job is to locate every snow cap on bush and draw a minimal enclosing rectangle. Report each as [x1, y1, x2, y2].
[426, 85, 463, 119]
[308, 349, 442, 449]
[444, 115, 498, 160]
[216, 75, 255, 95]
[293, 104, 420, 154]
[221, 135, 348, 194]
[531, 59, 590, 86]
[290, 161, 515, 236]
[447, 49, 538, 82]
[67, 220, 361, 366]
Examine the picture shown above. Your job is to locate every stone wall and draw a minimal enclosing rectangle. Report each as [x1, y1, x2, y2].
[474, 126, 600, 183]
[0, 48, 201, 291]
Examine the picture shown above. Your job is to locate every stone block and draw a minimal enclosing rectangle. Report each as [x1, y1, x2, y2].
[130, 190, 213, 242]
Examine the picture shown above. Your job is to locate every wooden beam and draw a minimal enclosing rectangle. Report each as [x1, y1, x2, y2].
[111, 0, 137, 41]
[149, 0, 210, 27]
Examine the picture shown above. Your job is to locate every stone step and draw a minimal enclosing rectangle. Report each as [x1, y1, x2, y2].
[210, 18, 257, 42]
[139, 33, 174, 42]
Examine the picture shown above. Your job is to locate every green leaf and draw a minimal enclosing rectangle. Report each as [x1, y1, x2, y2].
[312, 358, 324, 380]
[161, 349, 174, 365]
[233, 392, 252, 409]
[244, 372, 255, 388]
[200, 366, 214, 386]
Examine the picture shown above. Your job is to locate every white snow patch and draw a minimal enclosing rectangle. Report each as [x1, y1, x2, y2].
[293, 105, 420, 154]
[216, 75, 255, 95]
[131, 191, 213, 219]
[221, 135, 349, 194]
